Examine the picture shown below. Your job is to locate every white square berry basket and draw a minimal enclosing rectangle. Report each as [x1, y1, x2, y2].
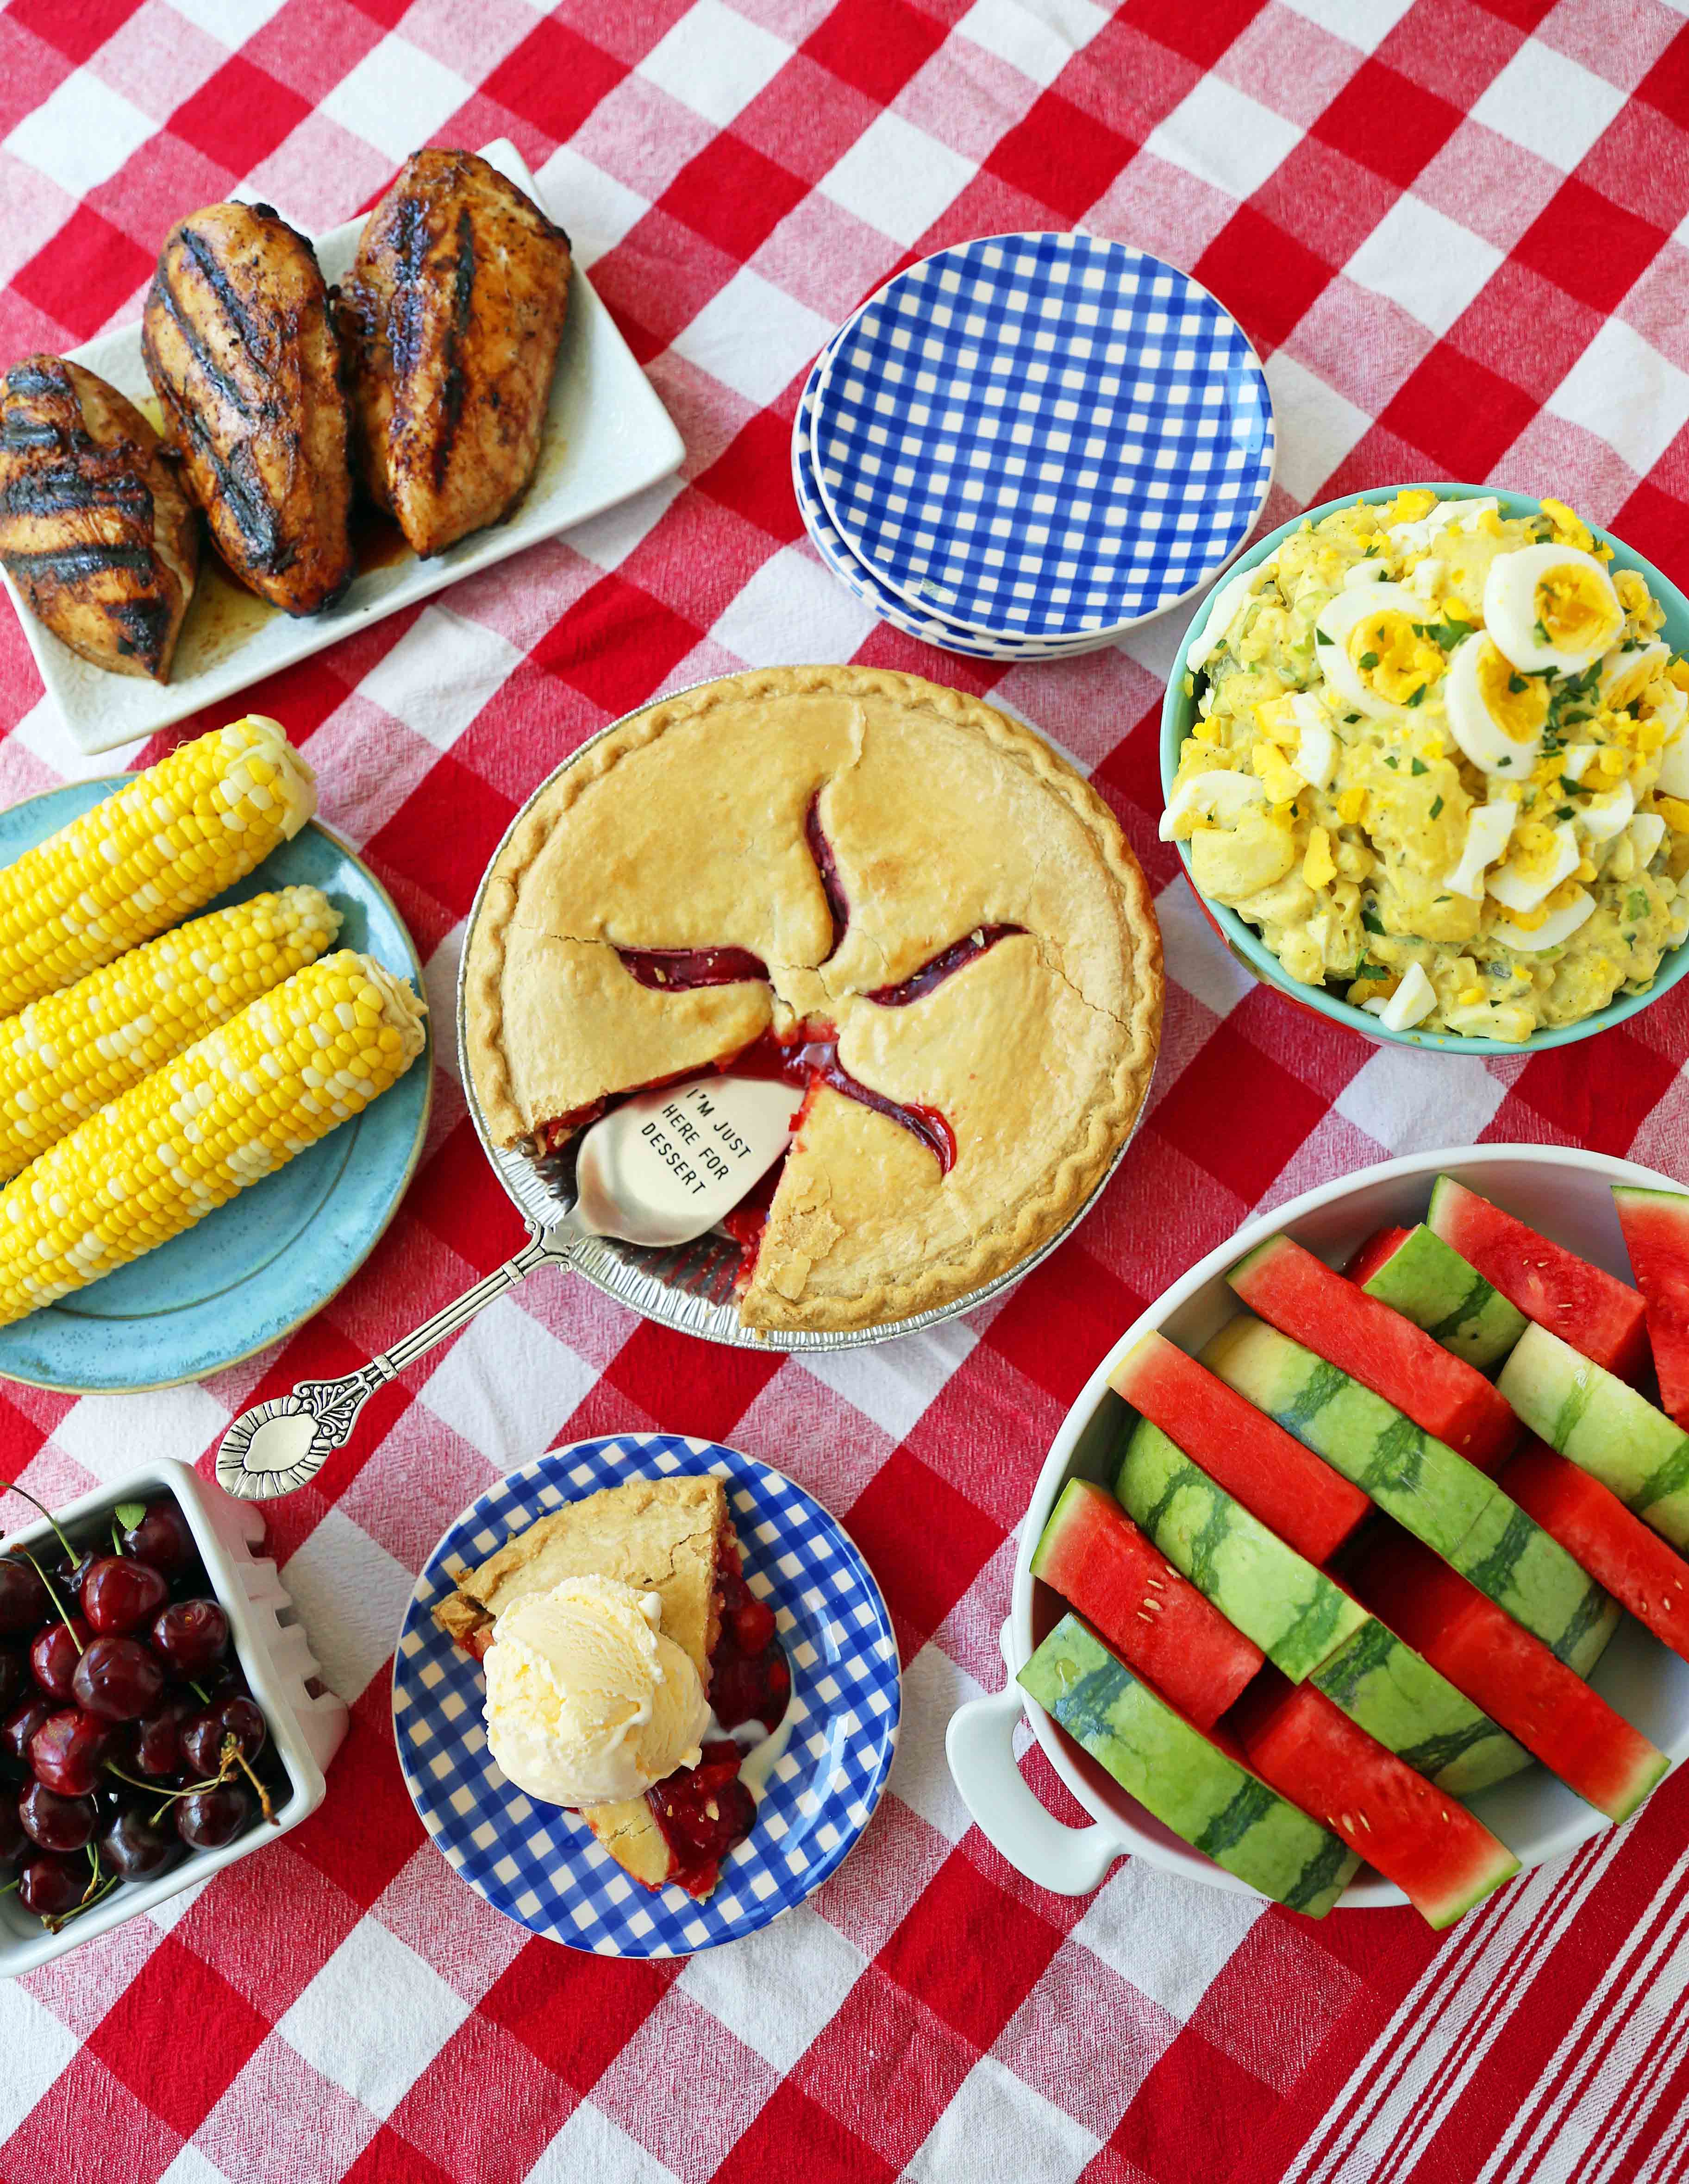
[1, 1458, 347, 1976]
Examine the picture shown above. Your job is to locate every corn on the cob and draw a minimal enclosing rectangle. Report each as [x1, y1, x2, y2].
[0, 950, 425, 1328]
[0, 715, 316, 1017]
[0, 885, 343, 1182]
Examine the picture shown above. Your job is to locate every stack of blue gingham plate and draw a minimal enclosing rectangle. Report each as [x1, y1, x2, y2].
[793, 232, 1277, 663]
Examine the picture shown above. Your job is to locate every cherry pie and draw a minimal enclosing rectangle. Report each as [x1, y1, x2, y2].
[465, 667, 1163, 1332]
[436, 1475, 789, 1898]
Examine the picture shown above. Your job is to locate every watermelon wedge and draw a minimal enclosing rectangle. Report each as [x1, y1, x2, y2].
[1498, 1323, 1689, 1550]
[1351, 1223, 1529, 1374]
[1428, 1176, 1649, 1381]
[1614, 1184, 1689, 1430]
[1020, 1613, 1360, 1915]
[1351, 1529, 1669, 1824]
[1031, 1480, 1263, 1729]
[1500, 1440, 1689, 1666]
[1345, 1225, 1412, 1288]
[1109, 1330, 1370, 1563]
[1228, 1233, 1518, 1469]
[1202, 1315, 1619, 1672]
[1228, 1668, 1519, 1929]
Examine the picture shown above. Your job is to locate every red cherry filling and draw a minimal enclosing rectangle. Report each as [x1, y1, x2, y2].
[643, 1534, 790, 1898]
[616, 945, 769, 991]
[865, 923, 1022, 1006]
[805, 790, 849, 960]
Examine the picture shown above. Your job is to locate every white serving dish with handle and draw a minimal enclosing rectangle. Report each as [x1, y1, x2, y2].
[946, 1144, 1689, 1908]
[0, 1458, 346, 1974]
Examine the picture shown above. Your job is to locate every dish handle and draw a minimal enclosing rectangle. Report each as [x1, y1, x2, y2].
[945, 1620, 1119, 1897]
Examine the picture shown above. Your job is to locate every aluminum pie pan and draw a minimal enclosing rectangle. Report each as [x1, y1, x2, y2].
[454, 685, 1153, 1352]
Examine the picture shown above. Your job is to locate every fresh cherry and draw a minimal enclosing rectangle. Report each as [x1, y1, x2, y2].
[29, 1709, 105, 1797]
[0, 1787, 24, 1863]
[0, 1559, 48, 1637]
[118, 1502, 196, 1578]
[99, 1806, 178, 1882]
[29, 1617, 89, 1701]
[176, 1782, 250, 1849]
[0, 1645, 24, 1713]
[130, 1694, 193, 1779]
[17, 1851, 83, 1919]
[50, 1552, 96, 1603]
[2, 1694, 54, 1770]
[731, 1597, 777, 1655]
[18, 1779, 94, 1854]
[70, 1635, 163, 1722]
[150, 1599, 228, 1679]
[80, 1556, 167, 1636]
[181, 1695, 266, 1778]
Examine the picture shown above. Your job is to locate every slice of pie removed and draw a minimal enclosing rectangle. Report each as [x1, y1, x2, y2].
[436, 1476, 787, 1897]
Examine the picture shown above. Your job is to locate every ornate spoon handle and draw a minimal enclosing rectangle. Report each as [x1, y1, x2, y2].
[215, 1222, 580, 1501]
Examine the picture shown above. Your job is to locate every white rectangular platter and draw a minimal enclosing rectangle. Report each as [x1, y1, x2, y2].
[6, 138, 685, 756]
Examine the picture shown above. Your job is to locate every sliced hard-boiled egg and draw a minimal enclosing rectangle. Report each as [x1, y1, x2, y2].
[1293, 716, 1337, 791]
[1361, 959, 1437, 1031]
[1407, 557, 1445, 602]
[1445, 633, 1549, 776]
[1652, 689, 1689, 797]
[1488, 821, 1579, 913]
[1158, 769, 1267, 839]
[1187, 554, 1277, 673]
[1313, 584, 1443, 716]
[1483, 544, 1623, 673]
[1599, 639, 1670, 712]
[1492, 885, 1596, 954]
[1630, 812, 1667, 866]
[1443, 800, 1517, 899]
[1560, 743, 1599, 781]
[1388, 496, 1499, 556]
[1343, 560, 1392, 590]
[1579, 778, 1636, 842]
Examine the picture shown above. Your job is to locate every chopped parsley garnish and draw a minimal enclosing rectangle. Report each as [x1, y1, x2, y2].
[1410, 756, 1428, 773]
[1345, 711, 1360, 723]
[1384, 754, 1399, 769]
[1560, 775, 1583, 794]
[1430, 794, 1444, 818]
[1534, 617, 1551, 644]
[1315, 628, 1332, 645]
[1407, 685, 1426, 706]
[1357, 959, 1390, 979]
[1557, 805, 1573, 819]
[1358, 651, 1380, 670]
[1361, 907, 1386, 934]
[1496, 756, 1512, 767]
[1508, 674, 1526, 694]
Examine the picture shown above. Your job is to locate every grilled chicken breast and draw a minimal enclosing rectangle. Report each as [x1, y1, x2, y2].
[338, 150, 572, 559]
[142, 202, 354, 615]
[0, 355, 199, 681]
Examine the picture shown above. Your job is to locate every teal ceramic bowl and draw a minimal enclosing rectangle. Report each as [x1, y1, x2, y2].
[0, 781, 432, 1393]
[1159, 482, 1689, 1054]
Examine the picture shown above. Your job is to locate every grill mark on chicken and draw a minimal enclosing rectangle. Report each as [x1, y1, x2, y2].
[5, 363, 67, 400]
[1, 418, 63, 449]
[177, 404, 287, 571]
[6, 542, 160, 582]
[178, 226, 275, 373]
[108, 598, 173, 657]
[152, 270, 253, 420]
[432, 205, 477, 487]
[3, 464, 151, 521]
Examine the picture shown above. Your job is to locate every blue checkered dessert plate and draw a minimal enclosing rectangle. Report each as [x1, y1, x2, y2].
[811, 231, 1276, 643]
[793, 353, 1098, 661]
[393, 1433, 902, 1957]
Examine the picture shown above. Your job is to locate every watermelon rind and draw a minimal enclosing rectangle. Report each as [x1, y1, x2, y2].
[1202, 1315, 1620, 1669]
[1018, 1613, 1361, 1915]
[1613, 1184, 1689, 1431]
[1116, 1416, 1530, 1791]
[1114, 1417, 1367, 1681]
[1309, 1616, 1532, 1794]
[1359, 1223, 1529, 1373]
[1498, 1322, 1689, 1551]
[1501, 1441, 1689, 1668]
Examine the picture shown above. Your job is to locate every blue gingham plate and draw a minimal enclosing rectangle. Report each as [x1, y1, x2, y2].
[394, 1433, 902, 1957]
[812, 231, 1275, 643]
[0, 779, 432, 1394]
[793, 352, 1101, 661]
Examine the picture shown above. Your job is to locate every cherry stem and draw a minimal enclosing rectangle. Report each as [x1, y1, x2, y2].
[45, 1873, 118, 1934]
[228, 1740, 275, 1825]
[107, 1759, 221, 1801]
[0, 1476, 76, 1563]
[17, 1549, 81, 1654]
[0, 1878, 16, 1897]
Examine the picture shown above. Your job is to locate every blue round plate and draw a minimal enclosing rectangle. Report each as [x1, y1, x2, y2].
[813, 232, 1276, 642]
[793, 352, 1095, 661]
[0, 780, 432, 1392]
[393, 1433, 902, 1958]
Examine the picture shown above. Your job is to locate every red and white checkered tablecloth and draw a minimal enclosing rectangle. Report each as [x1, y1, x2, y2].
[3, 1, 1689, 2178]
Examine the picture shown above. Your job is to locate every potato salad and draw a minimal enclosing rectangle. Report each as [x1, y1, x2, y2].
[1164, 491, 1689, 1041]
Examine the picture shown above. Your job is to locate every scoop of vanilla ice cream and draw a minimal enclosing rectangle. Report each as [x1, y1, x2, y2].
[482, 1573, 710, 1807]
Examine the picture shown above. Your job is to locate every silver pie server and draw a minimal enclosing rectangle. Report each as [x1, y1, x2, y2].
[214, 1075, 798, 1500]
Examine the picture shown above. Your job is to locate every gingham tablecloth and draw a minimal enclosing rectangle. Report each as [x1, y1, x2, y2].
[2, 3, 1689, 2180]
